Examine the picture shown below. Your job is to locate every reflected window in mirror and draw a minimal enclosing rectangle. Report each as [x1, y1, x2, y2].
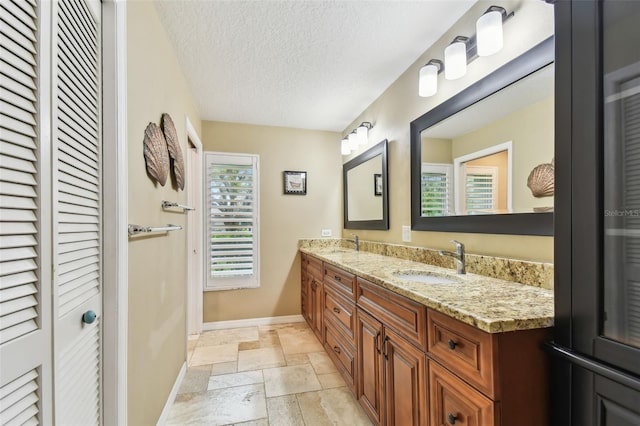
[344, 140, 389, 230]
[410, 37, 554, 235]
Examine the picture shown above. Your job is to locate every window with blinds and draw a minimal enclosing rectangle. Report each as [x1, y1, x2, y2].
[461, 166, 498, 214]
[421, 163, 453, 216]
[205, 152, 260, 291]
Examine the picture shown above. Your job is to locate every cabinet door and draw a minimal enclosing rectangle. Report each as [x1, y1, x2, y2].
[384, 327, 428, 426]
[311, 279, 324, 340]
[302, 272, 312, 326]
[357, 308, 384, 425]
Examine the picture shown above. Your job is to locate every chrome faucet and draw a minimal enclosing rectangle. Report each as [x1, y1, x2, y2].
[439, 240, 466, 274]
[347, 234, 359, 252]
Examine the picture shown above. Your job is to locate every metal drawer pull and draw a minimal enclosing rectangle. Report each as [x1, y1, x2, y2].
[448, 413, 458, 424]
[334, 275, 342, 282]
[333, 346, 341, 354]
[333, 307, 340, 314]
[375, 331, 381, 354]
[448, 339, 458, 350]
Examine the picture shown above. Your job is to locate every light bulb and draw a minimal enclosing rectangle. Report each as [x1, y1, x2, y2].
[348, 132, 358, 150]
[444, 40, 467, 80]
[419, 63, 438, 97]
[477, 10, 503, 57]
[357, 125, 368, 146]
[341, 138, 350, 155]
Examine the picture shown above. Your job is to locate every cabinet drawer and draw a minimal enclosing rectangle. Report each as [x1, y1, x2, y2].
[429, 360, 496, 426]
[324, 287, 356, 345]
[324, 263, 356, 300]
[427, 309, 497, 398]
[357, 277, 427, 351]
[324, 321, 356, 391]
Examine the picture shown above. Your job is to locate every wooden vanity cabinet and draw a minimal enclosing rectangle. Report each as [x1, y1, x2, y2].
[300, 252, 550, 426]
[356, 278, 428, 426]
[427, 310, 550, 426]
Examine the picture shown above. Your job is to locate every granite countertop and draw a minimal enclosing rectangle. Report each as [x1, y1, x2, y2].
[300, 246, 554, 334]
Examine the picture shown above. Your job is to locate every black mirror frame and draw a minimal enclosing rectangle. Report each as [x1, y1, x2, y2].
[344, 139, 389, 230]
[410, 36, 554, 236]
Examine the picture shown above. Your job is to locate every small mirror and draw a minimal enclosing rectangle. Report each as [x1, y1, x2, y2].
[344, 140, 389, 230]
[411, 37, 554, 235]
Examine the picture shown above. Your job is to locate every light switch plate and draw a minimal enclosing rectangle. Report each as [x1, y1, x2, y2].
[321, 229, 332, 237]
[402, 225, 411, 242]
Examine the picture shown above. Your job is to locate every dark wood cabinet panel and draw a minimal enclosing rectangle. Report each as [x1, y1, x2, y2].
[429, 360, 495, 426]
[427, 309, 498, 398]
[357, 277, 427, 351]
[324, 319, 356, 392]
[324, 286, 356, 345]
[384, 326, 428, 426]
[325, 263, 356, 300]
[356, 308, 384, 425]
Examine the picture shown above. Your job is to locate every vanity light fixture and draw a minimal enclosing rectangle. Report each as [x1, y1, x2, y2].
[444, 36, 468, 80]
[419, 59, 443, 98]
[476, 6, 513, 57]
[357, 122, 373, 146]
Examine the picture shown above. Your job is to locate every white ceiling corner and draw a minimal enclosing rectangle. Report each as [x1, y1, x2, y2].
[154, 0, 477, 132]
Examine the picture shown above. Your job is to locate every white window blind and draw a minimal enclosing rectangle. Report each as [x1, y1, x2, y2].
[421, 163, 453, 216]
[461, 165, 498, 214]
[205, 152, 260, 291]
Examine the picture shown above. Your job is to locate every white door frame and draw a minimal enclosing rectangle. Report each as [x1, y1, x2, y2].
[102, 1, 128, 424]
[453, 141, 513, 214]
[186, 118, 203, 335]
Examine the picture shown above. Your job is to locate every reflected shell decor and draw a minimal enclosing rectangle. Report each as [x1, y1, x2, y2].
[143, 122, 170, 186]
[161, 113, 186, 191]
[527, 159, 554, 197]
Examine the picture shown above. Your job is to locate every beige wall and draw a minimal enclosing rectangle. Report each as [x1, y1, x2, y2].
[127, 2, 202, 424]
[342, 0, 555, 262]
[201, 121, 342, 322]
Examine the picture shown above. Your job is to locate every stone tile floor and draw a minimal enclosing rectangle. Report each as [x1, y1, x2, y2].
[166, 322, 372, 425]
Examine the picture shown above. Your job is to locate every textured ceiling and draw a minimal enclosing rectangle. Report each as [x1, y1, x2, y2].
[154, 0, 477, 132]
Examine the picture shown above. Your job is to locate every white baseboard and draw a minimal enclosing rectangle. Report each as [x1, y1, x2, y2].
[156, 362, 187, 426]
[203, 314, 305, 331]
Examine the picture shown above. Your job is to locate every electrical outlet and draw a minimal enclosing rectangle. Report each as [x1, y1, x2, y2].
[402, 225, 411, 242]
[321, 229, 332, 237]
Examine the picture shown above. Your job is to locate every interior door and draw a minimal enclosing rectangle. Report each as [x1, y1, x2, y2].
[52, 0, 102, 423]
[0, 0, 52, 423]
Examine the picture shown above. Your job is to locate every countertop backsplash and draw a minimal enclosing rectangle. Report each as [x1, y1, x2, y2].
[299, 238, 553, 290]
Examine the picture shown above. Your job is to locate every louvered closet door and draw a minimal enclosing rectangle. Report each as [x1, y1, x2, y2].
[52, 0, 102, 424]
[0, 0, 52, 424]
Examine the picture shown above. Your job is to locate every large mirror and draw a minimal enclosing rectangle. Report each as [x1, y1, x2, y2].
[344, 139, 389, 230]
[410, 37, 554, 235]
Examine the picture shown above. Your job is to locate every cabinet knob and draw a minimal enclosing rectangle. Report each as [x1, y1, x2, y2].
[333, 307, 340, 314]
[447, 413, 458, 424]
[82, 310, 97, 324]
[333, 346, 341, 354]
[448, 339, 457, 350]
[334, 275, 342, 282]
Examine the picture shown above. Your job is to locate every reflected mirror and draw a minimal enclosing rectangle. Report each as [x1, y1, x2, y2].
[344, 139, 389, 230]
[411, 37, 554, 235]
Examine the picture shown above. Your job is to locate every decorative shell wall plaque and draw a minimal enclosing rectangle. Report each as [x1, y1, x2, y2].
[161, 113, 186, 191]
[143, 122, 170, 186]
[527, 158, 555, 198]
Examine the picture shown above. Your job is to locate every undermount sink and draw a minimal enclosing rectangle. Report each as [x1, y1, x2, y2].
[392, 271, 460, 284]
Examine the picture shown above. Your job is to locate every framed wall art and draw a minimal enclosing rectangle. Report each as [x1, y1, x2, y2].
[283, 170, 307, 195]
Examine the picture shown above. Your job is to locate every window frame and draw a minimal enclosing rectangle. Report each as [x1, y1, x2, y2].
[421, 163, 454, 216]
[204, 151, 260, 291]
